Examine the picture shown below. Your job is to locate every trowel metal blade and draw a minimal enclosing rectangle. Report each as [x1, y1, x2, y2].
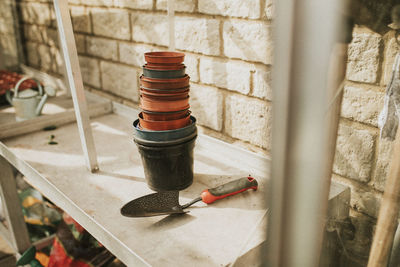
[120, 191, 187, 217]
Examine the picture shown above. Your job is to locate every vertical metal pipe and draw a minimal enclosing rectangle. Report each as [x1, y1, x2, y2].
[167, 0, 175, 51]
[267, 0, 343, 266]
[53, 0, 99, 172]
[368, 125, 400, 266]
[389, 221, 400, 267]
[0, 156, 31, 253]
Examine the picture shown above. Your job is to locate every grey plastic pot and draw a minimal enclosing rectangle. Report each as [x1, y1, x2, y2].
[143, 66, 186, 79]
[134, 128, 197, 147]
[133, 116, 197, 142]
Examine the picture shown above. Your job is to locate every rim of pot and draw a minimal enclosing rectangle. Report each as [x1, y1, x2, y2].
[133, 116, 196, 132]
[140, 74, 190, 83]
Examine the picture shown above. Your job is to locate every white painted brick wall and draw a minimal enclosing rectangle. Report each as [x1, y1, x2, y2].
[198, 0, 260, 19]
[70, 6, 91, 34]
[333, 124, 376, 183]
[372, 139, 394, 191]
[37, 44, 51, 72]
[175, 17, 220, 56]
[223, 20, 272, 64]
[100, 61, 139, 101]
[157, 0, 195, 12]
[92, 9, 130, 40]
[84, 0, 113, 7]
[225, 94, 271, 149]
[79, 56, 101, 88]
[119, 42, 160, 67]
[24, 24, 43, 43]
[26, 42, 39, 66]
[86, 36, 118, 61]
[20, 2, 51, 26]
[264, 0, 274, 20]
[184, 54, 199, 82]
[346, 31, 382, 84]
[131, 13, 168, 46]
[190, 83, 223, 131]
[115, 0, 153, 10]
[382, 35, 400, 85]
[199, 57, 251, 94]
[75, 34, 86, 54]
[252, 65, 272, 100]
[341, 86, 384, 127]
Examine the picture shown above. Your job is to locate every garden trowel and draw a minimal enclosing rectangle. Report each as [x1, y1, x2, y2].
[120, 176, 258, 217]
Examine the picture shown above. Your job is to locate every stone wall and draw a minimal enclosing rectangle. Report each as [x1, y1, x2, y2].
[19, 0, 273, 154]
[0, 0, 20, 70]
[11, 0, 400, 266]
[333, 25, 398, 266]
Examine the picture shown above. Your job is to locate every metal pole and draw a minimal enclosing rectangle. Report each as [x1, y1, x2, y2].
[0, 156, 31, 253]
[368, 126, 400, 266]
[266, 0, 343, 266]
[53, 0, 99, 172]
[167, 0, 175, 51]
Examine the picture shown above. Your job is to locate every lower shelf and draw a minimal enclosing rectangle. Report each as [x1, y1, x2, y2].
[0, 102, 349, 266]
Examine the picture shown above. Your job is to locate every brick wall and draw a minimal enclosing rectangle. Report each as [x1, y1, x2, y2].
[332, 26, 398, 266]
[0, 0, 20, 69]
[14, 1, 398, 265]
[20, 0, 273, 154]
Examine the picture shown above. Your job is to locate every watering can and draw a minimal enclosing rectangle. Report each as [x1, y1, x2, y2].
[6, 77, 48, 121]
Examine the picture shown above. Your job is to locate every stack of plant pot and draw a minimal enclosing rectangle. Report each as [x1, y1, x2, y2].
[133, 52, 197, 191]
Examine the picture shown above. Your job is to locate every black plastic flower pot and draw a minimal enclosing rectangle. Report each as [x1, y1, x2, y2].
[134, 134, 197, 191]
[142, 66, 186, 79]
[133, 116, 197, 142]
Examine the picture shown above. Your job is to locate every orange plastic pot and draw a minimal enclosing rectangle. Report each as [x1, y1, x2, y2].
[140, 88, 189, 98]
[138, 112, 191, 131]
[144, 52, 185, 64]
[140, 86, 189, 94]
[140, 92, 188, 101]
[140, 75, 190, 89]
[144, 64, 185, 70]
[140, 96, 190, 112]
[141, 109, 190, 121]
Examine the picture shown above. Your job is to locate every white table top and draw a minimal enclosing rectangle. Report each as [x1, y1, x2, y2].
[1, 111, 269, 266]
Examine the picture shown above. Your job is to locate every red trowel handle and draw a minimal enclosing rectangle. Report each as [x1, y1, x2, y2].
[200, 177, 258, 204]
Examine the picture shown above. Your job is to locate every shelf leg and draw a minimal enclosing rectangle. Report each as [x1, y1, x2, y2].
[0, 156, 30, 254]
[53, 0, 99, 172]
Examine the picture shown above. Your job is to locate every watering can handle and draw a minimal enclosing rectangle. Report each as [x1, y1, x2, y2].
[14, 77, 44, 97]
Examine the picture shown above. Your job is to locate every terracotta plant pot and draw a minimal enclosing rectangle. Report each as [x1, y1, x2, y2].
[140, 92, 188, 103]
[138, 112, 191, 131]
[144, 63, 185, 70]
[140, 75, 190, 89]
[140, 88, 189, 98]
[144, 52, 185, 64]
[140, 96, 190, 112]
[141, 109, 190, 121]
[142, 66, 186, 79]
[140, 86, 189, 94]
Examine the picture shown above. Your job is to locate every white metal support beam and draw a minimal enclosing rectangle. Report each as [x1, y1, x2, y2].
[167, 0, 175, 50]
[267, 0, 344, 266]
[0, 156, 30, 254]
[53, 0, 99, 172]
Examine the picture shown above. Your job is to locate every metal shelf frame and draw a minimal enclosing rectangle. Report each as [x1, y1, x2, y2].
[0, 0, 353, 265]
